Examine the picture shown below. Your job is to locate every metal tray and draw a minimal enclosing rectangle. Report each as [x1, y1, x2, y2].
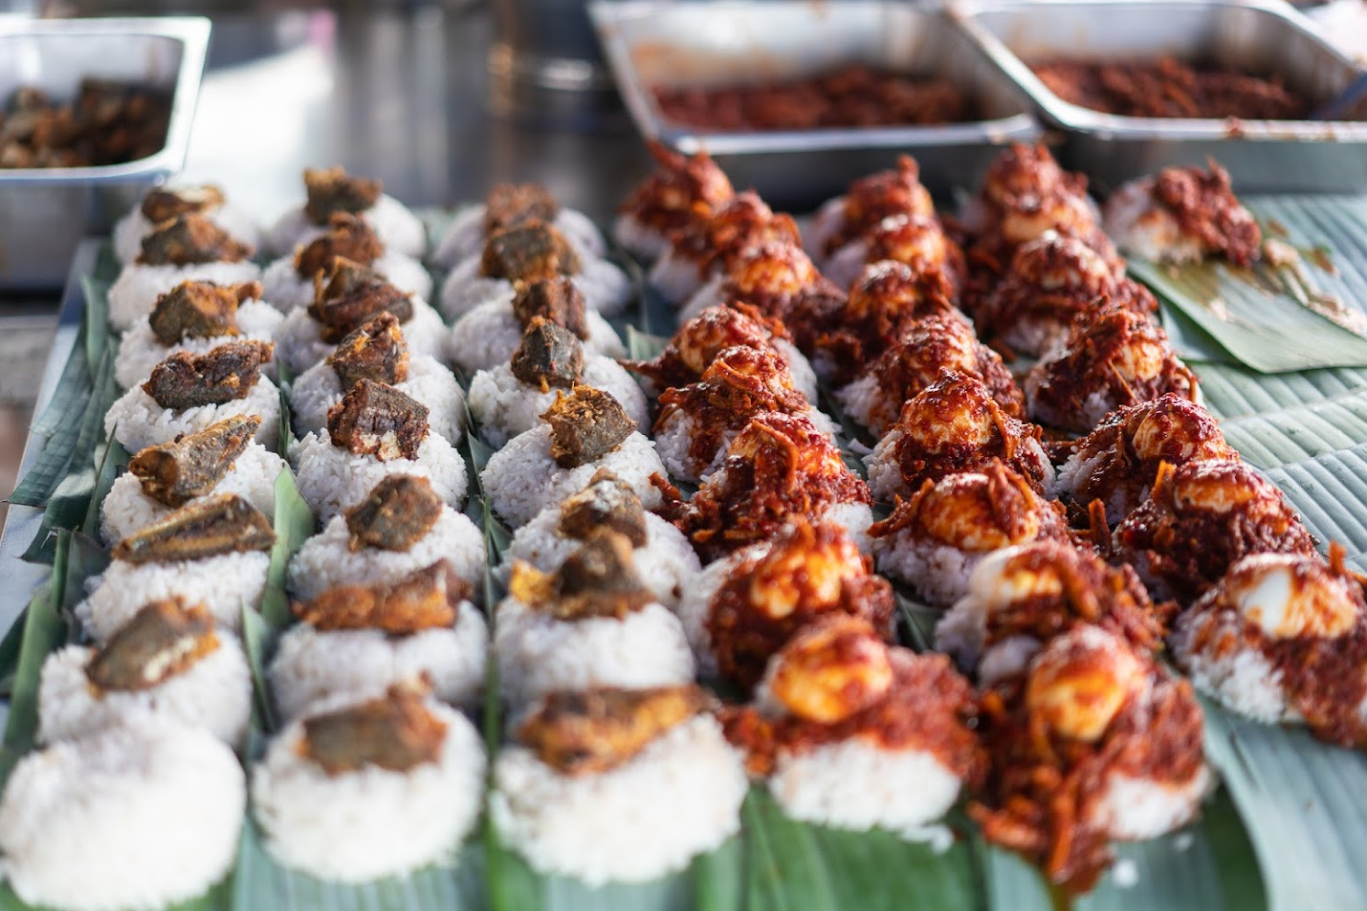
[949, 0, 1367, 193]
[588, 0, 1041, 209]
[0, 17, 211, 290]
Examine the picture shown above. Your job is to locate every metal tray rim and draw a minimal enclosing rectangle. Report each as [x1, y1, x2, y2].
[948, 0, 1367, 142]
[0, 16, 211, 184]
[588, 0, 1042, 157]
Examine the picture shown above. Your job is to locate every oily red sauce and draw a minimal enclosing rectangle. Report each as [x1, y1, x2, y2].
[653, 65, 976, 133]
[1033, 57, 1312, 121]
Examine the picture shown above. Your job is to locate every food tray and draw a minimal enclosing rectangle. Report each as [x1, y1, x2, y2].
[0, 17, 210, 290]
[948, 0, 1367, 193]
[588, 0, 1041, 208]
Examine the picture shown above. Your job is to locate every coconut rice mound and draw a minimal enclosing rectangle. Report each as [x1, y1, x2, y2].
[269, 602, 488, 720]
[115, 299, 284, 389]
[498, 506, 700, 608]
[260, 249, 434, 313]
[445, 298, 625, 374]
[37, 637, 252, 747]
[767, 736, 964, 839]
[481, 426, 665, 528]
[109, 261, 262, 333]
[1097, 768, 1213, 842]
[1169, 607, 1295, 724]
[274, 295, 448, 376]
[99, 442, 286, 544]
[674, 546, 755, 675]
[287, 507, 485, 603]
[0, 720, 244, 911]
[438, 254, 632, 322]
[290, 354, 467, 444]
[264, 194, 427, 259]
[251, 696, 485, 882]
[875, 539, 985, 610]
[469, 357, 649, 449]
[291, 429, 468, 523]
[612, 213, 671, 263]
[654, 406, 839, 485]
[491, 714, 747, 886]
[105, 376, 281, 454]
[114, 202, 262, 266]
[432, 204, 605, 267]
[494, 597, 695, 709]
[75, 550, 271, 643]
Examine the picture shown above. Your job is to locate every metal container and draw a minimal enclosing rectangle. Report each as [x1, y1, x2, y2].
[0, 17, 210, 290]
[587, 0, 1041, 209]
[949, 0, 1367, 193]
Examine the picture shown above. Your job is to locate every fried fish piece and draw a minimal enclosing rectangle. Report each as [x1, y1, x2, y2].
[141, 340, 273, 410]
[510, 529, 653, 620]
[511, 277, 589, 338]
[141, 185, 225, 224]
[303, 166, 382, 224]
[510, 318, 584, 391]
[483, 182, 559, 235]
[543, 386, 636, 469]
[137, 212, 253, 266]
[308, 258, 414, 344]
[295, 213, 384, 279]
[344, 474, 443, 551]
[147, 279, 261, 345]
[86, 597, 219, 692]
[292, 561, 468, 633]
[518, 684, 711, 775]
[557, 469, 648, 547]
[480, 221, 581, 282]
[326, 378, 430, 461]
[301, 681, 448, 775]
[112, 493, 275, 564]
[326, 312, 410, 389]
[128, 414, 261, 508]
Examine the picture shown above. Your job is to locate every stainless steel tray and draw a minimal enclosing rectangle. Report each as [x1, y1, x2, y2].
[949, 0, 1367, 193]
[0, 17, 211, 290]
[588, 0, 1041, 208]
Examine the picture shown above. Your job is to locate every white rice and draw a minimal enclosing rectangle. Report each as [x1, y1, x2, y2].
[286, 507, 485, 602]
[431, 205, 606, 268]
[497, 505, 700, 608]
[767, 736, 964, 839]
[468, 356, 648, 449]
[251, 696, 485, 882]
[481, 426, 665, 527]
[674, 546, 752, 675]
[268, 601, 488, 719]
[113, 202, 262, 266]
[1170, 609, 1293, 723]
[438, 255, 632, 322]
[874, 536, 981, 609]
[109, 261, 262, 333]
[493, 597, 695, 709]
[291, 429, 468, 523]
[445, 298, 625, 375]
[37, 636, 252, 747]
[977, 636, 1045, 688]
[490, 714, 746, 886]
[611, 213, 670, 262]
[821, 240, 874, 292]
[1056, 448, 1136, 525]
[773, 339, 819, 404]
[677, 274, 727, 323]
[263, 194, 428, 259]
[75, 551, 271, 643]
[1098, 768, 1212, 842]
[647, 249, 709, 304]
[802, 197, 846, 262]
[1102, 181, 1204, 265]
[289, 353, 466, 444]
[819, 501, 876, 555]
[99, 442, 286, 544]
[105, 375, 281, 454]
[0, 720, 244, 911]
[114, 299, 285, 389]
[260, 249, 434, 313]
[274, 295, 448, 376]
[836, 373, 883, 436]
